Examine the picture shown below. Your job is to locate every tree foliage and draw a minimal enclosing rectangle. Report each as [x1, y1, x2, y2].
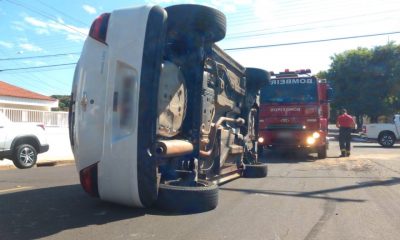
[327, 42, 400, 124]
[316, 70, 327, 79]
[51, 95, 70, 111]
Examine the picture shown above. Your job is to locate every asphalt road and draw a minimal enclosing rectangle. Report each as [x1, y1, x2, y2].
[1, 141, 400, 240]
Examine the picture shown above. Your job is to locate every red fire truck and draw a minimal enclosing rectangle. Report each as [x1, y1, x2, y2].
[257, 69, 332, 159]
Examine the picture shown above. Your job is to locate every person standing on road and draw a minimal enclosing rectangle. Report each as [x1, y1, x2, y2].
[336, 108, 356, 157]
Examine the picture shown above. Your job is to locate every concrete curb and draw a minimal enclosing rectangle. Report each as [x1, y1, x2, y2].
[0, 164, 17, 171]
[36, 160, 75, 167]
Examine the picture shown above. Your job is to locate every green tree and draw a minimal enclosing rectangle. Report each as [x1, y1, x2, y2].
[371, 43, 400, 115]
[327, 42, 400, 125]
[327, 47, 373, 125]
[316, 70, 328, 79]
[51, 95, 70, 111]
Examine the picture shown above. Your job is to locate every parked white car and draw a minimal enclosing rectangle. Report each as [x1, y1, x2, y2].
[362, 114, 400, 147]
[0, 112, 49, 168]
[69, 4, 269, 212]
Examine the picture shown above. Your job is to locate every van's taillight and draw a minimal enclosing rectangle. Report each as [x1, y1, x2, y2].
[89, 13, 110, 44]
[79, 163, 99, 197]
[37, 124, 45, 130]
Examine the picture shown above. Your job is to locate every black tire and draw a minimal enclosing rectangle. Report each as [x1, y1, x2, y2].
[317, 145, 327, 159]
[245, 68, 270, 91]
[155, 179, 218, 213]
[243, 163, 268, 178]
[165, 4, 226, 43]
[13, 144, 38, 169]
[378, 132, 396, 147]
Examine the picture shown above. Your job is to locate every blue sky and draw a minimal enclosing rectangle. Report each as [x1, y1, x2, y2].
[1, 0, 399, 96]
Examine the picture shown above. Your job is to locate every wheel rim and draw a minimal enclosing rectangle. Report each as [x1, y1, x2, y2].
[19, 147, 36, 166]
[381, 135, 394, 146]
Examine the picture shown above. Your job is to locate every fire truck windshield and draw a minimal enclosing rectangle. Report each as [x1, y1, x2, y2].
[260, 78, 318, 104]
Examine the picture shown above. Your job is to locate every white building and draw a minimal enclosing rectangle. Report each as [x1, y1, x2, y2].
[0, 80, 58, 111]
[0, 81, 68, 127]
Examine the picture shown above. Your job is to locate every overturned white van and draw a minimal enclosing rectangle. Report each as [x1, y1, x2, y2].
[69, 4, 269, 212]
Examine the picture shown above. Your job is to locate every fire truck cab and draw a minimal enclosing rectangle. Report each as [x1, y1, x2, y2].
[257, 69, 332, 159]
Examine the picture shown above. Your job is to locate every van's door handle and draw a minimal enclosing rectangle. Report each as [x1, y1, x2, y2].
[80, 92, 88, 111]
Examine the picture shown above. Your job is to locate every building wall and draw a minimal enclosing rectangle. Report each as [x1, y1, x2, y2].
[0, 95, 58, 111]
[0, 103, 49, 111]
[0, 107, 68, 127]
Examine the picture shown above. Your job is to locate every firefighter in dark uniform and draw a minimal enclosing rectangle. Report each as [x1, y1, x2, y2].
[336, 109, 356, 157]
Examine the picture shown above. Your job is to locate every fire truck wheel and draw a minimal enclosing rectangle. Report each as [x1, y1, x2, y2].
[245, 68, 270, 91]
[155, 179, 218, 213]
[165, 4, 226, 43]
[317, 146, 327, 159]
[243, 163, 268, 178]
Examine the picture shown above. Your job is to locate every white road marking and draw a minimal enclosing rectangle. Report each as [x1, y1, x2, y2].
[0, 186, 33, 193]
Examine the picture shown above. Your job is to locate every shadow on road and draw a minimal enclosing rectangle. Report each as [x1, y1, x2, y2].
[0, 184, 176, 240]
[260, 150, 318, 164]
[221, 177, 400, 203]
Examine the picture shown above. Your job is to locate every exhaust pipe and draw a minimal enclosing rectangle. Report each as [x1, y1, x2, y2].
[153, 140, 194, 157]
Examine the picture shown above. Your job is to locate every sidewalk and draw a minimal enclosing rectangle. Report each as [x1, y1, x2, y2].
[0, 127, 75, 170]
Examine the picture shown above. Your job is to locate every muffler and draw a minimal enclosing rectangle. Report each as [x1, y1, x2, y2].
[153, 140, 194, 157]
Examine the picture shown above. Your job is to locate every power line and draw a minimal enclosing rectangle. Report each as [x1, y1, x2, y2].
[5, 0, 86, 35]
[227, 0, 355, 24]
[2, 32, 399, 71]
[0, 63, 77, 72]
[37, 0, 87, 26]
[224, 31, 400, 51]
[5, 76, 54, 94]
[225, 0, 353, 19]
[225, 16, 395, 40]
[2, 66, 76, 74]
[228, 2, 398, 27]
[0, 52, 80, 61]
[2, 0, 396, 61]
[228, 8, 400, 36]
[1, 14, 392, 62]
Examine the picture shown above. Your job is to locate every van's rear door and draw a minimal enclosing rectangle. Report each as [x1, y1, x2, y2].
[99, 5, 167, 207]
[73, 38, 108, 170]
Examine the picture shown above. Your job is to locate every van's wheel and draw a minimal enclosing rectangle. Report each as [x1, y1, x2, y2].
[13, 144, 37, 169]
[378, 132, 396, 147]
[165, 4, 226, 43]
[246, 68, 270, 91]
[243, 163, 268, 178]
[155, 179, 218, 213]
